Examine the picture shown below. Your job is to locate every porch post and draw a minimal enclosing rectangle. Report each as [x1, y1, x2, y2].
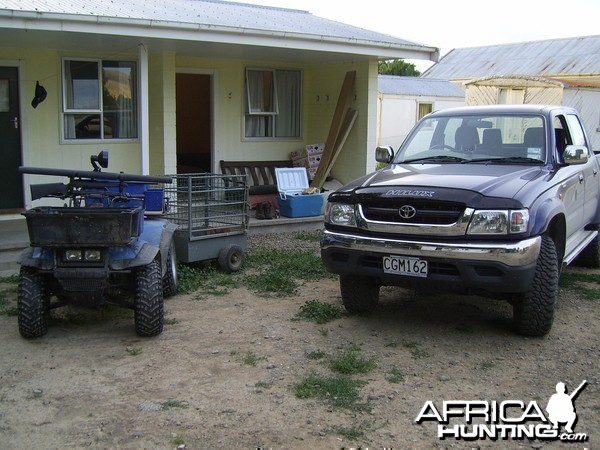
[138, 43, 150, 175]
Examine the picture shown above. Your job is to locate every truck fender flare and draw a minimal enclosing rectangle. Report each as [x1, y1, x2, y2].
[530, 197, 566, 239]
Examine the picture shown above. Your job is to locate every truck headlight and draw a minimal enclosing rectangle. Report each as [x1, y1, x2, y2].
[64, 249, 102, 262]
[467, 209, 528, 235]
[326, 203, 357, 226]
[65, 249, 82, 261]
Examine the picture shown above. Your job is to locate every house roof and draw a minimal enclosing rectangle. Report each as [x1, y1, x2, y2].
[0, 0, 439, 62]
[378, 75, 464, 97]
[422, 35, 600, 80]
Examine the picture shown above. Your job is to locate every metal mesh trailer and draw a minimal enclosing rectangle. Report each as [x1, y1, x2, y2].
[162, 174, 249, 270]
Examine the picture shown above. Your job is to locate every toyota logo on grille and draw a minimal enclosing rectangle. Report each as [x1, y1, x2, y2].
[399, 205, 417, 219]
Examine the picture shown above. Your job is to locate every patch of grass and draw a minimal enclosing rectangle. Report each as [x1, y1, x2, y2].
[332, 424, 366, 441]
[164, 318, 179, 325]
[410, 348, 433, 359]
[560, 271, 600, 288]
[0, 274, 18, 284]
[172, 436, 185, 446]
[242, 351, 267, 367]
[244, 249, 330, 296]
[255, 380, 272, 389]
[480, 360, 496, 371]
[161, 399, 188, 410]
[306, 349, 326, 360]
[578, 286, 600, 301]
[126, 346, 143, 356]
[294, 373, 368, 410]
[401, 340, 418, 349]
[386, 367, 405, 384]
[294, 299, 345, 324]
[177, 264, 241, 296]
[330, 343, 377, 375]
[293, 230, 322, 242]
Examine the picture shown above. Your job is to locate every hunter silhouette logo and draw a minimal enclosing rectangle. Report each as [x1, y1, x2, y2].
[546, 380, 587, 434]
[415, 380, 589, 442]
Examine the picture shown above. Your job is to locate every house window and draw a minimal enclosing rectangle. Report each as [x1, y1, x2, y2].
[418, 103, 432, 120]
[244, 68, 302, 139]
[62, 59, 137, 140]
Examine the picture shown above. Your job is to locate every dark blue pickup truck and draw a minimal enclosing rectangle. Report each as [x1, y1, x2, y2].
[321, 105, 600, 336]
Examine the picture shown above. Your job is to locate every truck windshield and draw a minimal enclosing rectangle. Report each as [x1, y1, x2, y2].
[397, 114, 546, 164]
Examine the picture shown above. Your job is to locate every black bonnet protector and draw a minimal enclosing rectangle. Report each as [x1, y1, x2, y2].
[330, 186, 524, 210]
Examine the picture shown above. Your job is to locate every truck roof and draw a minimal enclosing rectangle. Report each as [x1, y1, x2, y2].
[427, 104, 578, 117]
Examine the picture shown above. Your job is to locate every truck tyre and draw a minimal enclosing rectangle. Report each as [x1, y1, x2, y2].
[574, 233, 600, 268]
[339, 275, 379, 314]
[162, 240, 178, 298]
[218, 244, 244, 273]
[17, 267, 50, 339]
[134, 260, 164, 337]
[513, 235, 558, 336]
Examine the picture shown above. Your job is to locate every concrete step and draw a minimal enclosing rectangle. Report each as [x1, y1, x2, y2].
[0, 215, 28, 277]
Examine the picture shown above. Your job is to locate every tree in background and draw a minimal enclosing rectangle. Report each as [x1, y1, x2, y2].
[378, 59, 420, 76]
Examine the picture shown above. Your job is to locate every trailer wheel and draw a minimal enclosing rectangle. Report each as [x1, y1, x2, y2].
[162, 240, 178, 298]
[134, 260, 164, 337]
[339, 275, 379, 314]
[218, 244, 244, 273]
[18, 267, 50, 339]
[513, 235, 558, 336]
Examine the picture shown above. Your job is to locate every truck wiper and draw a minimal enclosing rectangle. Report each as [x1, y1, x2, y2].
[401, 155, 468, 164]
[468, 156, 544, 164]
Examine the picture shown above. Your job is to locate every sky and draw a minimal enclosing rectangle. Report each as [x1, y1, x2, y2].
[233, 0, 600, 70]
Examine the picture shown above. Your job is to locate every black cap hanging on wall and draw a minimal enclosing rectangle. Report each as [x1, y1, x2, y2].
[31, 81, 47, 108]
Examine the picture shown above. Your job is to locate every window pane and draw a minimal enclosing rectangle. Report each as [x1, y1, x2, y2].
[64, 114, 102, 139]
[274, 70, 301, 138]
[0, 79, 8, 112]
[102, 61, 137, 138]
[245, 115, 273, 138]
[64, 60, 100, 110]
[246, 69, 276, 114]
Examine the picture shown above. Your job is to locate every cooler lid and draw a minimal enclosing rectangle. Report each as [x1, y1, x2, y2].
[275, 167, 308, 195]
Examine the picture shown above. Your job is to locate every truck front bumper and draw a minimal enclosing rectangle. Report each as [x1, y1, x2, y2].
[320, 230, 542, 295]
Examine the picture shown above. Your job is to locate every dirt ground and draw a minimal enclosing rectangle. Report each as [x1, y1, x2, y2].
[0, 232, 598, 450]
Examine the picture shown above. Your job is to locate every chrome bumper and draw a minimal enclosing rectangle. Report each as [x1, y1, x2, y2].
[321, 230, 542, 267]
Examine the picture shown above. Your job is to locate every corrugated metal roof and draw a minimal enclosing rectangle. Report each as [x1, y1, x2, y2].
[422, 35, 600, 79]
[0, 0, 433, 52]
[378, 75, 464, 97]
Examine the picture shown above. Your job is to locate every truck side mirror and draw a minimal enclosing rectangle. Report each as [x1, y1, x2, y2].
[376, 146, 394, 164]
[563, 145, 588, 165]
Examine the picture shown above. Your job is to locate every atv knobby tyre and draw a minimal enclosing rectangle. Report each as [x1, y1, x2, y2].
[513, 235, 558, 336]
[162, 240, 178, 298]
[18, 267, 50, 338]
[134, 259, 164, 337]
[339, 275, 380, 314]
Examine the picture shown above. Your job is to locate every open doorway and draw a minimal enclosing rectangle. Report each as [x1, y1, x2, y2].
[175, 73, 212, 173]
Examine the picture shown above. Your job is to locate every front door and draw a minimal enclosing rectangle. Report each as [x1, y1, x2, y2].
[0, 67, 23, 210]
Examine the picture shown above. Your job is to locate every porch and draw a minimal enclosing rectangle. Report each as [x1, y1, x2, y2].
[0, 214, 324, 277]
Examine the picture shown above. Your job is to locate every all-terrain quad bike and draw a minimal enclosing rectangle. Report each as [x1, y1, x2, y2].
[17, 151, 177, 338]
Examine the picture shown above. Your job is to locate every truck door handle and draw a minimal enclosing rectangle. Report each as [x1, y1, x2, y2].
[579, 174, 584, 183]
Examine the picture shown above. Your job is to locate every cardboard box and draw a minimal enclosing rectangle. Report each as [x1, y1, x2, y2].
[290, 143, 325, 160]
[275, 168, 324, 218]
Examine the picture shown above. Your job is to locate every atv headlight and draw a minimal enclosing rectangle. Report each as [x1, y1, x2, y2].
[326, 203, 357, 226]
[65, 249, 82, 261]
[467, 209, 528, 234]
[84, 250, 102, 262]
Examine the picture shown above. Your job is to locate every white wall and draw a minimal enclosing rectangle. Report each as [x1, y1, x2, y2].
[377, 95, 464, 150]
[562, 88, 600, 150]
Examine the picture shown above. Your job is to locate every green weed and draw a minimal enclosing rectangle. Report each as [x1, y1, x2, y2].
[294, 299, 345, 324]
[161, 399, 188, 410]
[330, 343, 377, 375]
[294, 373, 368, 410]
[386, 367, 405, 384]
[242, 351, 267, 367]
[306, 349, 326, 360]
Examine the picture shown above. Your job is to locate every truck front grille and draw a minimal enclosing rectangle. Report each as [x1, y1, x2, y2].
[361, 199, 464, 225]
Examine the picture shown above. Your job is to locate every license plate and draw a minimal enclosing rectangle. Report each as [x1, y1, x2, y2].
[383, 256, 428, 278]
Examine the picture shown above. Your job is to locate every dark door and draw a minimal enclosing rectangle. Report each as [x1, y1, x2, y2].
[0, 67, 23, 210]
[176, 73, 212, 173]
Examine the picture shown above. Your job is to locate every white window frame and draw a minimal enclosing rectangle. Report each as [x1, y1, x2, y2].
[61, 57, 138, 142]
[243, 67, 302, 140]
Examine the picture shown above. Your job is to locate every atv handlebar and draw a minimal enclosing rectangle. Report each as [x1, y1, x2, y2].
[19, 166, 172, 185]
